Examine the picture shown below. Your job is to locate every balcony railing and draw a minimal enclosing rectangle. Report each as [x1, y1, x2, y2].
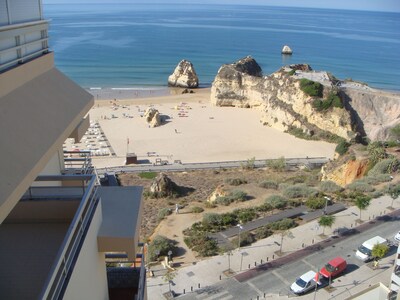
[0, 20, 49, 72]
[105, 247, 147, 300]
[63, 151, 93, 175]
[38, 174, 100, 300]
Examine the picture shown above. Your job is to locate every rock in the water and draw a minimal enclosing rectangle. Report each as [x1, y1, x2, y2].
[150, 173, 178, 197]
[144, 107, 161, 127]
[281, 45, 293, 55]
[168, 59, 199, 88]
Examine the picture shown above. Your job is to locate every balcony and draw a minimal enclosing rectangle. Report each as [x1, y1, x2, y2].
[0, 20, 50, 73]
[63, 150, 94, 175]
[0, 174, 99, 299]
[106, 250, 147, 300]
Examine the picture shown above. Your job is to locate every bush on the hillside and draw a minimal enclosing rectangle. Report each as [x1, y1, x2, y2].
[266, 157, 286, 171]
[363, 174, 393, 185]
[346, 181, 375, 193]
[268, 218, 297, 231]
[368, 158, 400, 175]
[299, 78, 323, 97]
[220, 212, 237, 227]
[191, 206, 204, 213]
[370, 190, 384, 198]
[202, 213, 222, 228]
[234, 208, 257, 223]
[255, 226, 273, 240]
[258, 202, 273, 212]
[230, 190, 248, 201]
[335, 140, 350, 156]
[282, 183, 318, 198]
[148, 235, 177, 261]
[265, 195, 288, 209]
[259, 180, 279, 189]
[306, 197, 326, 210]
[215, 196, 234, 206]
[225, 178, 247, 186]
[288, 199, 302, 207]
[184, 232, 219, 257]
[319, 180, 344, 193]
[157, 208, 172, 221]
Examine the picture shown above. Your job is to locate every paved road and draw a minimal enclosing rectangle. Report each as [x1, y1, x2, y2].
[177, 213, 400, 299]
[96, 157, 329, 175]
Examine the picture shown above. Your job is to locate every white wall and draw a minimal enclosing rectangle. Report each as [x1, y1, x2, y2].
[63, 201, 109, 300]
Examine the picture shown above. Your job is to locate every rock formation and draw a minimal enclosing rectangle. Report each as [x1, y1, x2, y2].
[211, 56, 400, 142]
[144, 107, 161, 127]
[168, 60, 199, 88]
[150, 173, 178, 197]
[281, 45, 293, 55]
[321, 159, 369, 187]
[207, 185, 227, 203]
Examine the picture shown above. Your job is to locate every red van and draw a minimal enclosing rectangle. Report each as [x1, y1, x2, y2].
[319, 257, 347, 278]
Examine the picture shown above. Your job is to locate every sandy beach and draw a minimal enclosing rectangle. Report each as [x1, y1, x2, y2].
[67, 88, 336, 168]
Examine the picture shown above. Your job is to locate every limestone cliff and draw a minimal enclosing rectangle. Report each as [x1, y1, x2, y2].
[321, 158, 369, 187]
[211, 56, 400, 142]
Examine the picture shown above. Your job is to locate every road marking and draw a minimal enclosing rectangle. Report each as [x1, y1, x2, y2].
[247, 281, 265, 296]
[272, 270, 290, 285]
[198, 290, 233, 300]
[302, 259, 317, 270]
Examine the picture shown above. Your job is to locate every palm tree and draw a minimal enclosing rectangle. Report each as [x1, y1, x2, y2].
[387, 184, 400, 208]
[318, 215, 335, 235]
[355, 194, 371, 221]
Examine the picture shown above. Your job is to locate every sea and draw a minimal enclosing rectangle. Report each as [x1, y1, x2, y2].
[44, 4, 400, 91]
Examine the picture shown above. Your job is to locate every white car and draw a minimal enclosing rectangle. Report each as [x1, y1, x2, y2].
[290, 270, 317, 294]
[395, 231, 400, 244]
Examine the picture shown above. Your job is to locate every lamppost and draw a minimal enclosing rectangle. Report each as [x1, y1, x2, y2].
[237, 224, 243, 250]
[323, 196, 330, 215]
[168, 250, 173, 262]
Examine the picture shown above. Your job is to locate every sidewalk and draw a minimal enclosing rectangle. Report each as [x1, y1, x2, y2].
[147, 195, 400, 299]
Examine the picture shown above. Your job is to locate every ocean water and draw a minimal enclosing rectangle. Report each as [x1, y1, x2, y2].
[44, 4, 400, 91]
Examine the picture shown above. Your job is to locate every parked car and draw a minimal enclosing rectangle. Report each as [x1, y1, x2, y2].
[290, 270, 318, 294]
[319, 257, 347, 278]
[356, 236, 387, 262]
[395, 231, 400, 244]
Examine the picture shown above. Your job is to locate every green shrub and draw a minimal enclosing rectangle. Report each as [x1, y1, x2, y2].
[319, 180, 343, 193]
[225, 178, 247, 186]
[282, 183, 318, 198]
[368, 158, 400, 175]
[202, 213, 222, 227]
[299, 78, 323, 97]
[268, 218, 296, 231]
[370, 190, 384, 198]
[265, 195, 288, 209]
[204, 201, 217, 209]
[305, 197, 326, 210]
[259, 180, 279, 189]
[363, 174, 393, 185]
[288, 199, 302, 207]
[230, 190, 248, 201]
[191, 206, 204, 213]
[347, 181, 375, 193]
[148, 235, 177, 261]
[288, 69, 296, 76]
[232, 231, 255, 248]
[138, 172, 158, 179]
[335, 140, 350, 156]
[284, 175, 308, 184]
[184, 233, 219, 257]
[220, 212, 237, 226]
[266, 157, 286, 171]
[215, 196, 234, 206]
[255, 226, 273, 240]
[234, 208, 257, 223]
[257, 202, 273, 212]
[157, 208, 172, 221]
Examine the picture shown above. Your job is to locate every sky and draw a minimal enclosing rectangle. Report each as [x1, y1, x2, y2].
[43, 0, 400, 13]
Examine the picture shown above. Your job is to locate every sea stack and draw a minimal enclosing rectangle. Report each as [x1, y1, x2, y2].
[168, 59, 199, 88]
[281, 45, 293, 55]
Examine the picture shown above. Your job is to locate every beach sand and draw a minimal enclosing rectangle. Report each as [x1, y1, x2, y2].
[79, 88, 336, 168]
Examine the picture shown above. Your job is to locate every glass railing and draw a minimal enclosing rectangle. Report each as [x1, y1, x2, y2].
[63, 151, 93, 175]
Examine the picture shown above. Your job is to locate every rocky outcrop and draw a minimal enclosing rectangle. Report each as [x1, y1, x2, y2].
[207, 185, 227, 203]
[168, 60, 199, 88]
[211, 56, 400, 142]
[150, 173, 178, 197]
[281, 45, 293, 55]
[144, 107, 161, 127]
[321, 159, 369, 186]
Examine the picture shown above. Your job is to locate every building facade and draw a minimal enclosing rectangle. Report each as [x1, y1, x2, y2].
[0, 1, 146, 299]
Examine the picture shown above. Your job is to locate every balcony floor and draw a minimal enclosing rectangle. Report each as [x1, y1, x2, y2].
[0, 222, 70, 299]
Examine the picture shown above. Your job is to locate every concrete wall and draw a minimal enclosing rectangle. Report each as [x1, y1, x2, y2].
[31, 148, 64, 187]
[63, 201, 109, 300]
[0, 0, 43, 25]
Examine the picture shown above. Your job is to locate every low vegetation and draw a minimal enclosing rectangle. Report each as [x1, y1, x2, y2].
[312, 91, 343, 111]
[299, 78, 323, 97]
[148, 235, 178, 262]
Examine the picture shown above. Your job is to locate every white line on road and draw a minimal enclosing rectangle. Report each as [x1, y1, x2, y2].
[302, 258, 317, 270]
[272, 270, 291, 285]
